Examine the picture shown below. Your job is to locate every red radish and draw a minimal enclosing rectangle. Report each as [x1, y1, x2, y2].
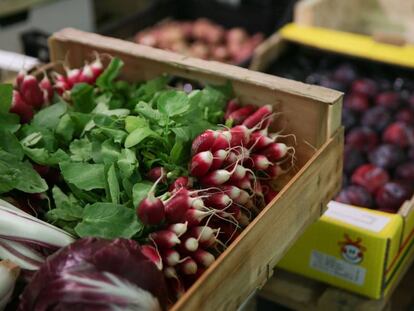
[164, 266, 178, 279]
[20, 75, 44, 109]
[190, 151, 213, 177]
[54, 80, 70, 95]
[137, 195, 165, 225]
[39, 75, 53, 103]
[264, 165, 284, 179]
[191, 129, 218, 154]
[164, 193, 191, 223]
[15, 70, 25, 89]
[250, 154, 272, 170]
[182, 237, 199, 252]
[192, 249, 215, 267]
[162, 249, 180, 266]
[179, 258, 197, 275]
[188, 226, 216, 247]
[221, 185, 241, 200]
[225, 204, 241, 221]
[66, 68, 81, 87]
[167, 223, 188, 237]
[226, 105, 255, 125]
[224, 99, 240, 119]
[234, 189, 250, 205]
[9, 90, 34, 123]
[239, 212, 251, 226]
[169, 176, 192, 192]
[228, 164, 247, 182]
[137, 174, 166, 225]
[199, 169, 233, 186]
[184, 209, 212, 226]
[204, 193, 232, 209]
[262, 143, 288, 162]
[211, 131, 230, 152]
[248, 131, 274, 150]
[141, 245, 163, 270]
[211, 149, 228, 170]
[229, 125, 250, 146]
[90, 53, 104, 79]
[264, 187, 278, 204]
[242, 104, 273, 129]
[78, 64, 94, 84]
[231, 175, 252, 190]
[150, 230, 181, 249]
[224, 151, 238, 166]
[147, 166, 166, 182]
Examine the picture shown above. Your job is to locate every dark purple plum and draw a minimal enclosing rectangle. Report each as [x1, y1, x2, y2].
[375, 181, 414, 211]
[335, 185, 374, 208]
[333, 63, 357, 84]
[383, 122, 414, 148]
[351, 164, 389, 193]
[361, 106, 392, 132]
[409, 147, 414, 161]
[346, 127, 379, 152]
[409, 94, 414, 111]
[344, 93, 370, 113]
[368, 144, 405, 169]
[375, 91, 400, 110]
[342, 108, 358, 130]
[319, 78, 346, 92]
[343, 145, 366, 174]
[342, 174, 349, 187]
[352, 78, 378, 97]
[395, 108, 414, 124]
[395, 162, 414, 182]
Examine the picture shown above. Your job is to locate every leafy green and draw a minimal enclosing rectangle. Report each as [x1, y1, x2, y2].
[0, 84, 13, 113]
[0, 113, 20, 133]
[32, 100, 67, 129]
[0, 150, 47, 194]
[96, 58, 124, 90]
[132, 182, 152, 208]
[60, 162, 106, 190]
[70, 83, 96, 113]
[75, 202, 142, 239]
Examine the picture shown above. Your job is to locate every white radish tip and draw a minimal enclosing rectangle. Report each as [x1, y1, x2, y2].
[184, 238, 199, 252]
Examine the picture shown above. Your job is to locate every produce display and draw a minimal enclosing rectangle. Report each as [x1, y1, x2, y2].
[267, 44, 414, 213]
[134, 18, 264, 64]
[0, 54, 292, 309]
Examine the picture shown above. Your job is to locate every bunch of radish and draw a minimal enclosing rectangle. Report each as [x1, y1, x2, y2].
[10, 53, 104, 124]
[136, 101, 293, 300]
[134, 18, 264, 65]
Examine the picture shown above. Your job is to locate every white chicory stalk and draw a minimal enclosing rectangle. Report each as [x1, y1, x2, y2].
[0, 260, 20, 311]
[0, 199, 75, 270]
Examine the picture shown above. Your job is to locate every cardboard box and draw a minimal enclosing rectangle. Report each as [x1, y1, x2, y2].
[250, 23, 414, 299]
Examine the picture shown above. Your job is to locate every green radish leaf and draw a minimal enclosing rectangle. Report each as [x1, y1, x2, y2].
[0, 130, 24, 160]
[125, 116, 148, 133]
[170, 140, 184, 164]
[23, 147, 69, 166]
[131, 75, 169, 102]
[124, 127, 159, 148]
[47, 186, 83, 223]
[56, 114, 75, 142]
[96, 58, 124, 90]
[69, 138, 92, 162]
[32, 100, 67, 129]
[132, 181, 152, 208]
[70, 83, 96, 113]
[0, 84, 13, 113]
[0, 113, 20, 133]
[60, 162, 106, 190]
[75, 202, 142, 239]
[106, 164, 120, 204]
[117, 148, 138, 180]
[157, 90, 189, 116]
[0, 151, 48, 194]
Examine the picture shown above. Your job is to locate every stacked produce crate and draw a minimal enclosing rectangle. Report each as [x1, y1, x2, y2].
[251, 0, 414, 301]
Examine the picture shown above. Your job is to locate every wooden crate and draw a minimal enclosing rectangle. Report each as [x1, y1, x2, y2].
[48, 28, 343, 311]
[294, 0, 414, 45]
[259, 262, 414, 311]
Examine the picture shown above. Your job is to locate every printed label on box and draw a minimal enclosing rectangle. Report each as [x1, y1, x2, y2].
[324, 201, 391, 233]
[310, 250, 366, 285]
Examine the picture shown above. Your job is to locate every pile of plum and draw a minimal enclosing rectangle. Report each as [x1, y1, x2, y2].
[267, 44, 414, 212]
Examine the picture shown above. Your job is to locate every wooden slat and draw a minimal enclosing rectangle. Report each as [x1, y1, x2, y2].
[47, 28, 344, 311]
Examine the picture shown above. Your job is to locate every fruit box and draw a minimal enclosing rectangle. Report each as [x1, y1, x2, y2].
[250, 23, 414, 299]
[47, 28, 343, 311]
[98, 0, 296, 67]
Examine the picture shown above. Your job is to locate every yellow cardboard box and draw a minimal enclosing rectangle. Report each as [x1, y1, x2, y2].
[266, 24, 414, 299]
